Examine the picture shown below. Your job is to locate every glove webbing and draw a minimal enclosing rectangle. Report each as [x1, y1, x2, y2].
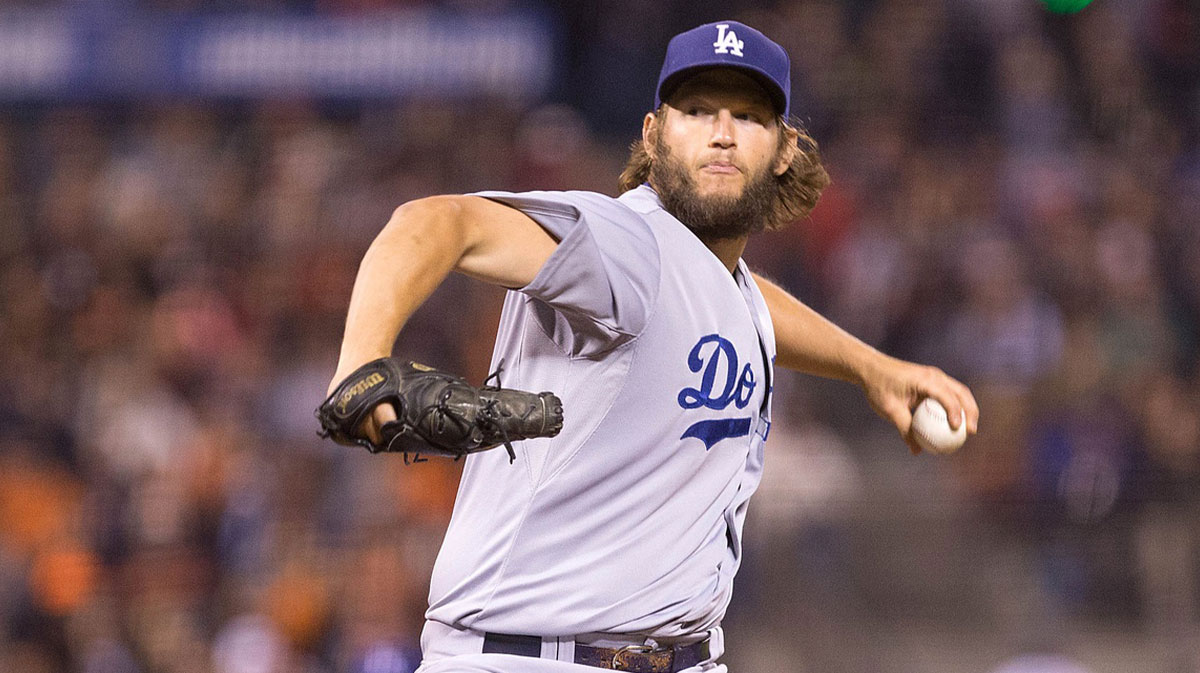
[398, 359, 518, 465]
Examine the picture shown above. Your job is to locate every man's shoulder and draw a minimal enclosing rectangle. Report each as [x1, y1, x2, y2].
[473, 188, 657, 226]
[615, 184, 664, 215]
[471, 188, 610, 211]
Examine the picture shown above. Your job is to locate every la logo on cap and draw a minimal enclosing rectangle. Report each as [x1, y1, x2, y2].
[713, 24, 744, 57]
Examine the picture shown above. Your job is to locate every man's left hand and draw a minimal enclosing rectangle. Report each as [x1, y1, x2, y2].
[859, 354, 979, 455]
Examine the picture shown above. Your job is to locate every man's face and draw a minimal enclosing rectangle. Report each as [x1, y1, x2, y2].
[645, 69, 791, 240]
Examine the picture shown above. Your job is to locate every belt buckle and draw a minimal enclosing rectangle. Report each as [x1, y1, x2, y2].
[611, 644, 656, 670]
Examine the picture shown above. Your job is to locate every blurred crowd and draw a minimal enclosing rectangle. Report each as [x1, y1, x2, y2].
[1, 1, 1198, 672]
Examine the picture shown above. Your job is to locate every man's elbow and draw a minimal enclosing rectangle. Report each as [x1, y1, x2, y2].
[388, 195, 467, 231]
[379, 195, 476, 250]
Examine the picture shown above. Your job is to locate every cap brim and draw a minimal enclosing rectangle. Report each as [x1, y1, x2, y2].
[658, 62, 787, 116]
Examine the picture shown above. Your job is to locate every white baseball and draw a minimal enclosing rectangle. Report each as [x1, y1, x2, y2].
[911, 398, 967, 455]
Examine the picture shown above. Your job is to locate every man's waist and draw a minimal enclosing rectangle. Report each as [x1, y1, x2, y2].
[427, 556, 731, 636]
[421, 620, 723, 672]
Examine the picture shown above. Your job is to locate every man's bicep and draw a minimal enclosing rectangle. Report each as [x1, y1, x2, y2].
[455, 195, 559, 289]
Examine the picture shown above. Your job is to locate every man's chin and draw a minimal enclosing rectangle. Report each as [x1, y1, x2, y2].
[692, 179, 745, 201]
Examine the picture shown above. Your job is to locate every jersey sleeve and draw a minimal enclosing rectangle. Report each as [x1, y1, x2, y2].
[471, 190, 661, 353]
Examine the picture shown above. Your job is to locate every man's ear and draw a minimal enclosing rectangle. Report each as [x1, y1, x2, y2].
[774, 124, 799, 176]
[642, 111, 659, 160]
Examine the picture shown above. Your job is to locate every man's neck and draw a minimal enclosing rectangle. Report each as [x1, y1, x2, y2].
[702, 236, 748, 274]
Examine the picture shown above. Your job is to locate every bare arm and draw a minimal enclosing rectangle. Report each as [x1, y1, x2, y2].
[330, 195, 557, 438]
[753, 272, 979, 453]
[334, 195, 555, 380]
[753, 272, 879, 384]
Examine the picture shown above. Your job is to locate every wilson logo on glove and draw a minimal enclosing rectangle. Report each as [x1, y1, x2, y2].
[336, 372, 385, 414]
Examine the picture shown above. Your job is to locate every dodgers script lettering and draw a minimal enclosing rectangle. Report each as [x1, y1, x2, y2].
[678, 334, 756, 449]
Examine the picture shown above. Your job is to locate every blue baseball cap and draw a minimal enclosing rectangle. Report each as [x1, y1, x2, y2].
[655, 20, 791, 117]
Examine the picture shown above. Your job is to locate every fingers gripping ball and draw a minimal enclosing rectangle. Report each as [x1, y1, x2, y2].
[911, 398, 967, 455]
[316, 358, 563, 462]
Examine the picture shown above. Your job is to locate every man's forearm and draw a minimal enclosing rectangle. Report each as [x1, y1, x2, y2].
[753, 272, 886, 386]
[333, 198, 468, 384]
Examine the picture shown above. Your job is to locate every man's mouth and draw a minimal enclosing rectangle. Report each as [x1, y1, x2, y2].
[700, 161, 740, 174]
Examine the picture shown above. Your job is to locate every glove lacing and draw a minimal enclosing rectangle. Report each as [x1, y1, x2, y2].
[393, 377, 460, 464]
[401, 360, 518, 465]
[479, 359, 517, 464]
[402, 383, 460, 465]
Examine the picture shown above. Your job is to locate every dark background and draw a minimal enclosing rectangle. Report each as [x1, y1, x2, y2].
[0, 1, 1197, 672]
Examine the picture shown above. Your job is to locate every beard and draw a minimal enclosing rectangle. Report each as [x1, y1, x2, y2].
[648, 135, 779, 242]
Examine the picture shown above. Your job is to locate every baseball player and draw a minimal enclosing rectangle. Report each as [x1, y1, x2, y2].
[322, 20, 979, 673]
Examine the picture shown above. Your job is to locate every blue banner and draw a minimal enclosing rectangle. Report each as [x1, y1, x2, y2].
[0, 8, 555, 100]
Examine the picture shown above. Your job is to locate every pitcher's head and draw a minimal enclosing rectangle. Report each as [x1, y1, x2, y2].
[619, 21, 829, 239]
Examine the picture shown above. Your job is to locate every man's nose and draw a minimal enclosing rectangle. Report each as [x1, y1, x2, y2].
[709, 110, 735, 148]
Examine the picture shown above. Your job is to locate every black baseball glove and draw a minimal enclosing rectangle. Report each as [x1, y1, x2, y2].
[316, 358, 563, 462]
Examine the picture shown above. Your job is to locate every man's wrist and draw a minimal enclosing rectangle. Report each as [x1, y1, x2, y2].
[846, 345, 888, 389]
[331, 348, 392, 392]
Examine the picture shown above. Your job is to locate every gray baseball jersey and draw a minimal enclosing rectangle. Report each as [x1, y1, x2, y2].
[424, 184, 775, 640]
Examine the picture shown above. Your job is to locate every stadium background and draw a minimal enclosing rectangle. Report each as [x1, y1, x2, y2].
[0, 0, 1197, 671]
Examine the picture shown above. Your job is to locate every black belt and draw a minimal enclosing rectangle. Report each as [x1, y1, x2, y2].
[482, 632, 711, 672]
